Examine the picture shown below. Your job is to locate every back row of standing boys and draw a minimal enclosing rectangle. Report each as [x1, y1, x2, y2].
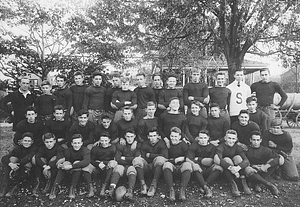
[1, 68, 298, 201]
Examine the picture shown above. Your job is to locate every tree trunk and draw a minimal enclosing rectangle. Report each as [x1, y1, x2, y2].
[226, 55, 243, 83]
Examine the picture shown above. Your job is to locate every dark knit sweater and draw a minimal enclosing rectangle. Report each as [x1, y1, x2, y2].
[112, 90, 137, 109]
[115, 143, 141, 165]
[116, 118, 138, 139]
[3, 145, 37, 166]
[158, 112, 187, 139]
[69, 122, 95, 146]
[35, 94, 57, 116]
[231, 121, 260, 146]
[82, 85, 106, 111]
[209, 87, 231, 109]
[70, 84, 89, 113]
[94, 123, 118, 142]
[105, 87, 121, 112]
[140, 139, 168, 163]
[35, 144, 65, 168]
[134, 86, 156, 109]
[262, 130, 293, 154]
[137, 117, 159, 141]
[14, 120, 44, 146]
[187, 142, 216, 164]
[186, 113, 208, 139]
[91, 144, 117, 167]
[183, 82, 209, 107]
[159, 88, 183, 108]
[53, 87, 72, 116]
[168, 141, 189, 164]
[64, 146, 90, 169]
[246, 145, 279, 167]
[207, 116, 230, 142]
[44, 118, 71, 143]
[249, 109, 268, 132]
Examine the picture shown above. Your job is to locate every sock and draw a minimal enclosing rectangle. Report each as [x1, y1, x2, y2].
[82, 171, 92, 184]
[206, 170, 221, 185]
[164, 169, 173, 188]
[71, 171, 81, 187]
[104, 168, 113, 184]
[194, 171, 207, 187]
[136, 167, 145, 183]
[54, 170, 65, 185]
[110, 172, 121, 186]
[181, 170, 191, 187]
[153, 165, 162, 181]
[224, 169, 234, 182]
[128, 173, 137, 189]
[249, 173, 269, 186]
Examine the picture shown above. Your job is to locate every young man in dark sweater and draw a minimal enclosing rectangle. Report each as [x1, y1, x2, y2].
[159, 97, 192, 147]
[231, 109, 260, 148]
[94, 112, 119, 145]
[207, 103, 230, 146]
[137, 101, 159, 142]
[70, 71, 89, 123]
[214, 130, 251, 197]
[111, 76, 137, 122]
[209, 72, 231, 124]
[35, 80, 56, 124]
[14, 106, 44, 146]
[90, 132, 117, 197]
[49, 134, 94, 199]
[187, 130, 221, 198]
[82, 71, 107, 125]
[246, 96, 269, 132]
[244, 131, 279, 195]
[152, 73, 164, 117]
[251, 68, 287, 126]
[158, 74, 183, 112]
[116, 107, 138, 144]
[0, 132, 37, 197]
[134, 73, 156, 120]
[109, 128, 141, 200]
[183, 68, 209, 118]
[133, 127, 168, 197]
[2, 77, 36, 130]
[262, 119, 299, 181]
[105, 73, 122, 113]
[53, 74, 72, 120]
[69, 109, 95, 149]
[44, 105, 71, 148]
[162, 127, 192, 201]
[32, 133, 65, 196]
[186, 101, 208, 140]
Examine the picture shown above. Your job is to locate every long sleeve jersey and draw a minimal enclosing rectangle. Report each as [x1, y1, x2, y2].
[14, 120, 44, 146]
[262, 130, 293, 154]
[35, 94, 57, 116]
[251, 81, 287, 107]
[3, 145, 38, 166]
[158, 112, 188, 139]
[186, 113, 208, 139]
[245, 145, 279, 167]
[64, 146, 91, 169]
[112, 90, 137, 109]
[134, 86, 156, 109]
[70, 84, 89, 113]
[94, 123, 118, 142]
[216, 143, 249, 169]
[137, 117, 159, 141]
[91, 144, 117, 167]
[140, 139, 168, 163]
[159, 88, 184, 109]
[115, 143, 141, 165]
[249, 109, 269, 132]
[44, 118, 71, 143]
[187, 142, 216, 165]
[69, 122, 95, 146]
[53, 87, 72, 116]
[105, 87, 121, 113]
[207, 116, 230, 142]
[116, 118, 138, 139]
[35, 144, 65, 168]
[82, 85, 106, 111]
[209, 87, 231, 109]
[231, 121, 260, 146]
[183, 82, 209, 107]
[168, 141, 189, 165]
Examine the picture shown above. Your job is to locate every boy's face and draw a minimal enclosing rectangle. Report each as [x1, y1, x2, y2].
[146, 105, 156, 117]
[74, 75, 84, 86]
[169, 99, 180, 111]
[100, 136, 110, 148]
[136, 75, 146, 87]
[71, 138, 83, 151]
[26, 110, 37, 123]
[238, 113, 249, 126]
[234, 71, 244, 82]
[247, 101, 257, 112]
[41, 85, 51, 94]
[153, 75, 161, 88]
[19, 78, 30, 91]
[216, 74, 225, 86]
[250, 135, 262, 148]
[225, 133, 238, 147]
[93, 75, 102, 86]
[44, 138, 56, 149]
[121, 81, 130, 91]
[22, 136, 33, 148]
[270, 125, 282, 135]
[167, 77, 176, 88]
[53, 109, 65, 121]
[112, 77, 121, 87]
[56, 77, 65, 88]
[102, 118, 112, 129]
[78, 114, 88, 126]
[210, 107, 220, 118]
[260, 70, 270, 82]
[148, 131, 159, 145]
[123, 109, 133, 121]
[125, 132, 135, 144]
[170, 131, 181, 145]
[191, 72, 201, 83]
[191, 104, 200, 116]
[198, 133, 209, 146]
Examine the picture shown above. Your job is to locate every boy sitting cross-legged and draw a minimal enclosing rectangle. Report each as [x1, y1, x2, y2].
[32, 132, 65, 196]
[0, 132, 38, 197]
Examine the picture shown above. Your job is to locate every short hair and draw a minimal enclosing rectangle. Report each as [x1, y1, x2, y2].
[226, 129, 237, 136]
[169, 97, 179, 103]
[210, 103, 220, 109]
[260, 68, 270, 74]
[152, 73, 162, 80]
[246, 96, 258, 104]
[191, 100, 202, 108]
[53, 105, 65, 112]
[42, 132, 56, 141]
[56, 74, 67, 81]
[122, 106, 133, 112]
[216, 72, 225, 77]
[41, 80, 51, 87]
[100, 131, 111, 139]
[26, 106, 37, 113]
[136, 73, 146, 78]
[74, 71, 84, 77]
[239, 109, 249, 116]
[125, 128, 136, 135]
[271, 118, 282, 127]
[78, 109, 89, 117]
[234, 70, 244, 75]
[22, 132, 33, 139]
[251, 130, 261, 137]
[191, 68, 200, 74]
[121, 76, 130, 83]
[101, 112, 113, 120]
[112, 73, 121, 78]
[147, 127, 158, 135]
[167, 73, 177, 79]
[199, 129, 210, 137]
[147, 101, 156, 108]
[170, 127, 181, 135]
[71, 134, 83, 142]
[92, 71, 102, 78]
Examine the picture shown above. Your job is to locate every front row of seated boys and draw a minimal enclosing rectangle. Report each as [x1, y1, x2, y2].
[0, 125, 281, 201]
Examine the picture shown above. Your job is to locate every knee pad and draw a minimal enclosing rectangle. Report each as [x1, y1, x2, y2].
[126, 166, 137, 176]
[233, 155, 243, 165]
[211, 164, 223, 173]
[132, 157, 144, 168]
[244, 166, 256, 177]
[113, 165, 125, 176]
[153, 156, 166, 167]
[223, 157, 234, 166]
[82, 164, 95, 174]
[192, 163, 202, 172]
[213, 154, 221, 165]
[162, 162, 173, 171]
[108, 160, 118, 169]
[180, 162, 192, 173]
